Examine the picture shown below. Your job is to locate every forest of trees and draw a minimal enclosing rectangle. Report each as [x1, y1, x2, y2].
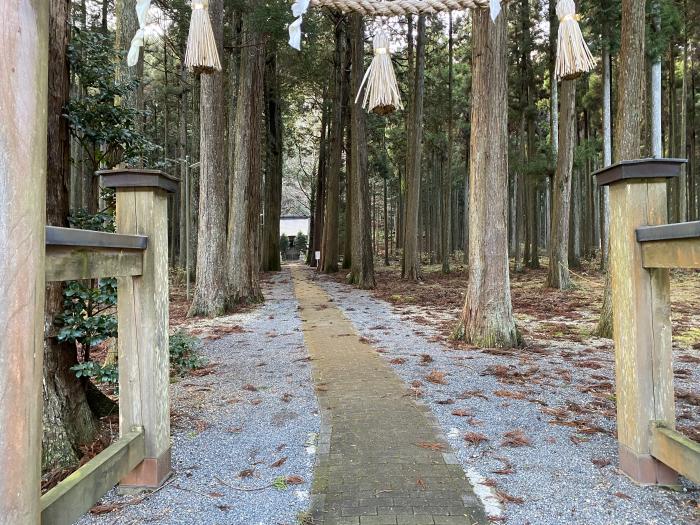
[44, 0, 699, 472]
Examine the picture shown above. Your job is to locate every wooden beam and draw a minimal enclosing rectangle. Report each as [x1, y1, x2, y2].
[45, 246, 144, 281]
[595, 158, 686, 187]
[641, 239, 700, 269]
[40, 428, 145, 525]
[651, 424, 700, 485]
[46, 226, 148, 250]
[636, 221, 700, 242]
[0, 2, 49, 523]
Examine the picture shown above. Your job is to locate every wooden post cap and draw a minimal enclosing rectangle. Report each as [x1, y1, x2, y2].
[97, 169, 179, 194]
[594, 158, 687, 187]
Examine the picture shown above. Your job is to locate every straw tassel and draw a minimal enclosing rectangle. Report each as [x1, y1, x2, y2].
[355, 29, 403, 116]
[555, 0, 595, 81]
[184, 1, 222, 74]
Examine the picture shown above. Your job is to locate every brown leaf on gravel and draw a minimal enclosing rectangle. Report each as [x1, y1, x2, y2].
[270, 457, 287, 468]
[411, 380, 423, 388]
[464, 432, 489, 445]
[416, 441, 448, 451]
[285, 475, 305, 485]
[679, 354, 700, 364]
[592, 458, 611, 468]
[426, 370, 448, 385]
[390, 357, 407, 365]
[496, 489, 524, 505]
[358, 336, 375, 345]
[494, 390, 527, 400]
[226, 426, 243, 433]
[208, 492, 224, 498]
[238, 468, 255, 478]
[451, 409, 474, 417]
[242, 384, 258, 392]
[436, 398, 455, 405]
[250, 399, 262, 406]
[416, 478, 427, 489]
[614, 491, 632, 500]
[420, 354, 434, 364]
[90, 503, 122, 515]
[501, 430, 532, 447]
[281, 393, 293, 402]
[458, 389, 489, 400]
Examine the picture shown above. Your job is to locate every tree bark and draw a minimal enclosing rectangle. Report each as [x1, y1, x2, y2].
[188, 0, 227, 317]
[321, 17, 346, 274]
[597, 0, 646, 338]
[348, 13, 375, 289]
[43, 0, 99, 472]
[547, 80, 576, 289]
[442, 13, 454, 275]
[226, 21, 265, 305]
[457, 6, 519, 348]
[402, 14, 426, 281]
[262, 50, 283, 272]
[311, 95, 329, 267]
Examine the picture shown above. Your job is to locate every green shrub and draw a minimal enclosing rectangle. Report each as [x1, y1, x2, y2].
[169, 331, 205, 375]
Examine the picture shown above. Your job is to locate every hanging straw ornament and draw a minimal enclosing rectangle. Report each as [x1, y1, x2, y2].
[555, 0, 595, 81]
[355, 28, 403, 116]
[184, 0, 222, 74]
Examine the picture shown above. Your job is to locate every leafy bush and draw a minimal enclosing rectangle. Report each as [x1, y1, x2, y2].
[295, 231, 308, 254]
[169, 331, 205, 375]
[70, 361, 118, 385]
[279, 234, 289, 253]
[58, 278, 118, 363]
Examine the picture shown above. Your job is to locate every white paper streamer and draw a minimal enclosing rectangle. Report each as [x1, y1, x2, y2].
[289, 0, 311, 50]
[127, 0, 152, 66]
[490, 0, 501, 21]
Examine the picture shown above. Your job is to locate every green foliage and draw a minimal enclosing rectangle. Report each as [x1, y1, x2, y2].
[70, 361, 119, 385]
[66, 28, 157, 171]
[169, 331, 205, 375]
[295, 231, 308, 254]
[280, 234, 289, 253]
[57, 279, 118, 362]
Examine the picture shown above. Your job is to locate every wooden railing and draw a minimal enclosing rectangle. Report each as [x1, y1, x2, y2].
[596, 158, 700, 486]
[39, 170, 177, 525]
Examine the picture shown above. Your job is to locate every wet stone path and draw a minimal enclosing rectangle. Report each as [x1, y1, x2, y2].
[292, 266, 487, 525]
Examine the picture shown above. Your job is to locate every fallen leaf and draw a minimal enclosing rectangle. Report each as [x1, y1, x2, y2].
[416, 441, 448, 451]
[270, 457, 287, 468]
[501, 429, 532, 448]
[426, 370, 448, 385]
[464, 432, 489, 445]
[285, 475, 305, 485]
[451, 409, 474, 417]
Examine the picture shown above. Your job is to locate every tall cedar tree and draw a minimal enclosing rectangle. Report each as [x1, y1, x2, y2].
[547, 79, 577, 289]
[262, 50, 283, 272]
[348, 13, 376, 289]
[227, 20, 265, 305]
[321, 16, 346, 274]
[43, 0, 99, 472]
[457, 5, 519, 348]
[597, 0, 646, 338]
[402, 14, 426, 281]
[188, 0, 227, 317]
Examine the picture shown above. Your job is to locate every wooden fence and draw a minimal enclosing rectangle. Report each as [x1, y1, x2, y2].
[598, 158, 700, 486]
[1, 166, 176, 524]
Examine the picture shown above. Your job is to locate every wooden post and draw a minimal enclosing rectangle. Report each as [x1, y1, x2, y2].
[596, 158, 685, 485]
[0, 2, 49, 523]
[101, 169, 178, 488]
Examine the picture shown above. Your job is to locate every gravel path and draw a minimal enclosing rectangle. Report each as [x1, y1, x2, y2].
[79, 269, 319, 525]
[313, 273, 700, 525]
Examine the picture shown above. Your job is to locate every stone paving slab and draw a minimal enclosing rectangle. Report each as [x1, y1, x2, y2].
[291, 267, 487, 525]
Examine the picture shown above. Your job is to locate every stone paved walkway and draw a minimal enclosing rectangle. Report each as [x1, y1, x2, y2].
[292, 266, 487, 525]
